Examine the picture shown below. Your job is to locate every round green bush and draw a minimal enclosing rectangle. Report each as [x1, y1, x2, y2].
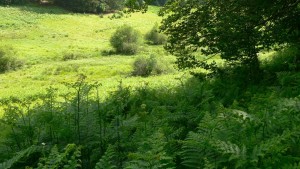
[0, 47, 24, 73]
[110, 25, 141, 55]
[132, 56, 156, 77]
[145, 23, 167, 45]
[132, 54, 173, 77]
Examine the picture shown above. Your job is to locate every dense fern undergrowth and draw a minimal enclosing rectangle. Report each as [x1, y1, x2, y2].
[0, 47, 300, 168]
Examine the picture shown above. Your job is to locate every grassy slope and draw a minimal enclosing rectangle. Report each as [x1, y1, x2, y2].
[0, 4, 181, 99]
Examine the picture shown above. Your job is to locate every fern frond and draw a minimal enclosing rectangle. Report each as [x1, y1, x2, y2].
[282, 162, 300, 169]
[125, 131, 175, 169]
[94, 144, 117, 169]
[37, 144, 81, 169]
[63, 145, 81, 169]
[181, 132, 213, 168]
[0, 145, 38, 169]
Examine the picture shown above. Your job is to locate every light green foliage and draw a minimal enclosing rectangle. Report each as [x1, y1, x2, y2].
[110, 25, 141, 55]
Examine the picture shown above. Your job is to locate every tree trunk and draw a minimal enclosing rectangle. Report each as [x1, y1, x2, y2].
[246, 47, 262, 84]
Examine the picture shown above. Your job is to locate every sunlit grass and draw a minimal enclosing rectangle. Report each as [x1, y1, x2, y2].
[0, 4, 176, 99]
[0, 5, 162, 62]
[0, 4, 275, 101]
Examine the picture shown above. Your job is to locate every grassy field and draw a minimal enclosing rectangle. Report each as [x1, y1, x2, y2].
[0, 4, 184, 99]
[0, 4, 273, 100]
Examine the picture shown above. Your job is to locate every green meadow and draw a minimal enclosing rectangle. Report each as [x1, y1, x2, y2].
[0, 4, 181, 99]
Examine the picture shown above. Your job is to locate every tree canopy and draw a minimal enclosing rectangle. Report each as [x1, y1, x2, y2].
[159, 0, 300, 79]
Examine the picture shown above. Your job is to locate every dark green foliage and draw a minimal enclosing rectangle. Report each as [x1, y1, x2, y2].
[276, 72, 300, 97]
[145, 23, 167, 45]
[37, 144, 82, 169]
[110, 25, 141, 55]
[54, 0, 124, 13]
[54, 0, 99, 13]
[263, 46, 300, 73]
[1, 51, 300, 168]
[151, 0, 167, 6]
[0, 145, 40, 169]
[94, 145, 117, 169]
[0, 0, 149, 13]
[103, 0, 123, 12]
[0, 0, 27, 5]
[181, 98, 300, 168]
[160, 0, 300, 81]
[125, 131, 175, 169]
[0, 47, 24, 73]
[260, 46, 300, 88]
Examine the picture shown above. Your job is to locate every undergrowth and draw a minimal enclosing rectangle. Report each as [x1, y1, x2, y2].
[0, 51, 299, 168]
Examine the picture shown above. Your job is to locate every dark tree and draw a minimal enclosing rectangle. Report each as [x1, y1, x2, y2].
[159, 0, 300, 81]
[54, 0, 124, 13]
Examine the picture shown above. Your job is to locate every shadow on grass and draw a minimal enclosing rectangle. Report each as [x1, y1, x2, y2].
[16, 4, 71, 15]
[101, 49, 117, 56]
[101, 49, 140, 56]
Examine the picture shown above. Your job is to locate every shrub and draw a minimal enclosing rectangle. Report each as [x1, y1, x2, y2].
[132, 54, 173, 77]
[110, 25, 141, 55]
[55, 0, 124, 13]
[132, 56, 156, 77]
[0, 47, 24, 73]
[145, 23, 167, 45]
